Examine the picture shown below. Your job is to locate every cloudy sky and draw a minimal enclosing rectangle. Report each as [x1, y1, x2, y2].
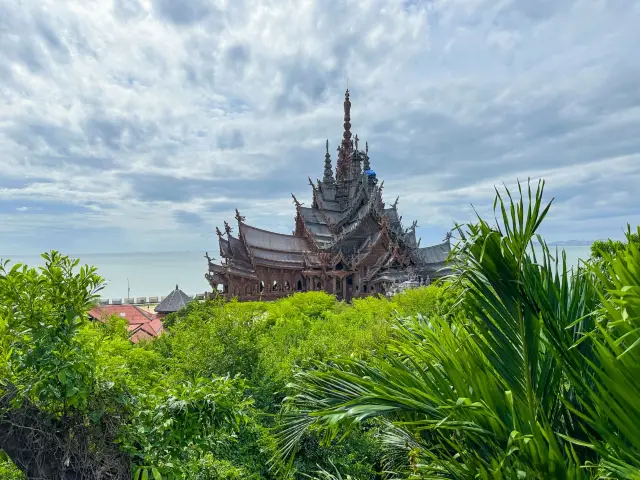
[1, 0, 639, 255]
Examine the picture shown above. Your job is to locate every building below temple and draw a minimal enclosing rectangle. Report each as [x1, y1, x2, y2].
[205, 89, 451, 302]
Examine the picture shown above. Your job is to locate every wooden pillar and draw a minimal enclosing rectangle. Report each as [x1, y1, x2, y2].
[332, 276, 336, 295]
[342, 276, 347, 300]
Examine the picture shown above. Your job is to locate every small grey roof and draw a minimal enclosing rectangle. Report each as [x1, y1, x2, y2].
[240, 222, 310, 252]
[155, 285, 193, 313]
[417, 241, 451, 264]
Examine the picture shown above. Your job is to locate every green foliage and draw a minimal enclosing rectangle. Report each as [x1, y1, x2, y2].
[0, 250, 104, 413]
[0, 451, 24, 480]
[121, 376, 263, 480]
[275, 180, 640, 479]
[6, 191, 637, 480]
[590, 230, 640, 261]
[153, 289, 407, 477]
[2, 249, 440, 478]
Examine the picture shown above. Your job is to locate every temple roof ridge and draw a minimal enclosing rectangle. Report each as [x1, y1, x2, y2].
[239, 220, 304, 239]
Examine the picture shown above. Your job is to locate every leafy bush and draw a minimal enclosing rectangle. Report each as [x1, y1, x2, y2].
[0, 451, 24, 480]
[275, 180, 640, 478]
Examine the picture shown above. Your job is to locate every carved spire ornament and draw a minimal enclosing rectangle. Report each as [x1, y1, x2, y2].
[336, 89, 353, 182]
[323, 139, 335, 183]
[224, 221, 232, 236]
[235, 208, 245, 223]
[215, 226, 223, 237]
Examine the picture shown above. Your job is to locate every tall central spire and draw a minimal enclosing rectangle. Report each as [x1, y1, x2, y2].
[336, 89, 353, 182]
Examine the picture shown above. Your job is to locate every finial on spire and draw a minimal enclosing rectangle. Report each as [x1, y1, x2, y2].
[392, 196, 399, 209]
[355, 134, 359, 151]
[224, 221, 232, 236]
[291, 193, 301, 208]
[235, 208, 245, 222]
[325, 139, 329, 155]
[215, 226, 223, 237]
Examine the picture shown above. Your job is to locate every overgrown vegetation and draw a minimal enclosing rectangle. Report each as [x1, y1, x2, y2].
[1, 179, 638, 479]
[0, 249, 455, 479]
[276, 180, 640, 479]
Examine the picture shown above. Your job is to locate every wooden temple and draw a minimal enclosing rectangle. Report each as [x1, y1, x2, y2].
[205, 89, 451, 302]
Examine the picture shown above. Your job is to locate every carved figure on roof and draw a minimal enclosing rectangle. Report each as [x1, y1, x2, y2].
[205, 88, 452, 302]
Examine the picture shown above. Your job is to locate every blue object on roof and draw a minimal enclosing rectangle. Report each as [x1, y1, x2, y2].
[365, 170, 376, 176]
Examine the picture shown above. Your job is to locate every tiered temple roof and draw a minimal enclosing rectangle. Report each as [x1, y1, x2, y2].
[206, 90, 451, 301]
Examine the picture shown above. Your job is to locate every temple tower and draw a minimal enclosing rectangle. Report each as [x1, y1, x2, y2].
[335, 89, 353, 183]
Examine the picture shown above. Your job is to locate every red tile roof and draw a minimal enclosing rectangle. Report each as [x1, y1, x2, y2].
[88, 305, 164, 343]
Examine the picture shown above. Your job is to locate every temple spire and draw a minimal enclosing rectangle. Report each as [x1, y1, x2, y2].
[336, 89, 352, 183]
[323, 139, 334, 183]
[363, 141, 370, 170]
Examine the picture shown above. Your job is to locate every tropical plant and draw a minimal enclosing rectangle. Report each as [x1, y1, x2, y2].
[273, 180, 640, 478]
[589, 231, 639, 261]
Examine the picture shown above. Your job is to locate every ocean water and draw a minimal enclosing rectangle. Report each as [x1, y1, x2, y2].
[1, 246, 594, 301]
[2, 251, 211, 300]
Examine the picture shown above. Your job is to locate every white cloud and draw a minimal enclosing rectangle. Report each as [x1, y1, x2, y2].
[0, 0, 639, 254]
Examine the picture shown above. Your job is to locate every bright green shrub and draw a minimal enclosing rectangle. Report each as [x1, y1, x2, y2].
[0, 452, 24, 480]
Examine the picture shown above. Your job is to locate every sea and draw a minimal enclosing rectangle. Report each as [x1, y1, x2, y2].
[2, 246, 593, 301]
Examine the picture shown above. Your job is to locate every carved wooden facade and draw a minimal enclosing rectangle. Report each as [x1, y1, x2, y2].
[206, 90, 451, 302]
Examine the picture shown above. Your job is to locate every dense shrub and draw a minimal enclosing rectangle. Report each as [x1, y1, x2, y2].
[1, 249, 453, 479]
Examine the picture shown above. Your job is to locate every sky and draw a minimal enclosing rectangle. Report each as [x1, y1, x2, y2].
[1, 0, 639, 255]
